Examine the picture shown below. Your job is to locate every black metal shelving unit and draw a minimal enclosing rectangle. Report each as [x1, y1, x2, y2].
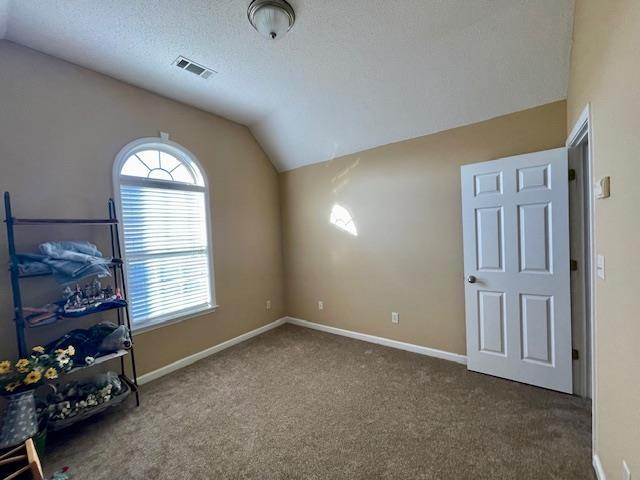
[3, 192, 140, 411]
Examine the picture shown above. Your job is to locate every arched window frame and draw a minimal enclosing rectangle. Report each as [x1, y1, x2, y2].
[113, 136, 217, 333]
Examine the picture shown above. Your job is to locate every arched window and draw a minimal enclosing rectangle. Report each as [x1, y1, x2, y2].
[113, 137, 215, 331]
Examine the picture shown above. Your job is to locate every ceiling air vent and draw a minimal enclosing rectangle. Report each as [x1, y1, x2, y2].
[173, 56, 216, 79]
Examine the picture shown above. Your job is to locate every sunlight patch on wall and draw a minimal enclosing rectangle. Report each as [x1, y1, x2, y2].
[330, 204, 358, 236]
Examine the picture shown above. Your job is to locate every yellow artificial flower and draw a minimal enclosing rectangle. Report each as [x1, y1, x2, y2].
[44, 368, 58, 380]
[66, 346, 76, 356]
[15, 359, 30, 373]
[55, 349, 65, 354]
[0, 360, 11, 374]
[4, 382, 20, 392]
[32, 346, 45, 353]
[23, 370, 42, 385]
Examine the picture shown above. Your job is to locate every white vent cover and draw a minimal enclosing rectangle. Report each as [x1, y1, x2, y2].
[173, 56, 216, 79]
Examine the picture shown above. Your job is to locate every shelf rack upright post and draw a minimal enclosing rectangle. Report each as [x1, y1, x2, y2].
[3, 191, 140, 408]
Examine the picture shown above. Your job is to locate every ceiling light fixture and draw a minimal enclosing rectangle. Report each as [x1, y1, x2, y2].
[247, 0, 295, 40]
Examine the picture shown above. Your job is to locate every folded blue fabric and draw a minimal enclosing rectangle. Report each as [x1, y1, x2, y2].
[16, 253, 52, 276]
[16, 241, 112, 284]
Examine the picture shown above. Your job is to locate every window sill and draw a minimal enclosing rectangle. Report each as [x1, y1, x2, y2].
[131, 304, 220, 335]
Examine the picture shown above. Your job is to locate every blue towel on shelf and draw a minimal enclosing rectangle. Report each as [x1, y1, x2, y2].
[16, 241, 112, 284]
[15, 253, 52, 276]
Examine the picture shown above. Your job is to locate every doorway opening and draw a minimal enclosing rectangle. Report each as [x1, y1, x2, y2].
[567, 106, 595, 400]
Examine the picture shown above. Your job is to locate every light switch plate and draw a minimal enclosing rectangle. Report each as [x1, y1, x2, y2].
[596, 254, 605, 280]
[594, 176, 610, 199]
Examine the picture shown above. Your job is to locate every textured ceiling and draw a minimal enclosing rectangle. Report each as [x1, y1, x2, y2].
[1, 1, 575, 171]
[0, 1, 8, 38]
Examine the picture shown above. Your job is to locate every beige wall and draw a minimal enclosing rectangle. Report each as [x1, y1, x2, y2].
[568, 0, 640, 476]
[281, 101, 566, 355]
[0, 41, 285, 375]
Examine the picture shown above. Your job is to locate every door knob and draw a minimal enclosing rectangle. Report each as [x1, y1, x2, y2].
[467, 275, 477, 284]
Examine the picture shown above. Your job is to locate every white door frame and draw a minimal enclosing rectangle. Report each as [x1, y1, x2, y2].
[565, 104, 596, 453]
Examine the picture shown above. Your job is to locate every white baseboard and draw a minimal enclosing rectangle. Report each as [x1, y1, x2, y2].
[593, 454, 606, 480]
[286, 317, 467, 365]
[138, 315, 467, 385]
[138, 317, 287, 385]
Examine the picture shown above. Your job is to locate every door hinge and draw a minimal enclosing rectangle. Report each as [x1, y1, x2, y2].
[568, 169, 576, 181]
[572, 349, 579, 360]
[570, 259, 578, 271]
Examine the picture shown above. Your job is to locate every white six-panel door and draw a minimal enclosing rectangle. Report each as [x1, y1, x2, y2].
[461, 148, 572, 393]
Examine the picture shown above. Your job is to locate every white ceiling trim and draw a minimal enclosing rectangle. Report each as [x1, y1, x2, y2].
[3, 0, 575, 172]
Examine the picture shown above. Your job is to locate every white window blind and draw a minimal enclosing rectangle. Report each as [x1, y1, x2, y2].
[115, 144, 214, 330]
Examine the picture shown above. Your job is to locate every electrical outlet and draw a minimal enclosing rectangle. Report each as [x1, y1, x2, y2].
[266, 300, 271, 310]
[623, 460, 631, 480]
[318, 301, 324, 311]
[391, 312, 399, 324]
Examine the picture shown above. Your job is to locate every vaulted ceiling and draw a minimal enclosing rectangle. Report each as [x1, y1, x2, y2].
[0, 0, 575, 171]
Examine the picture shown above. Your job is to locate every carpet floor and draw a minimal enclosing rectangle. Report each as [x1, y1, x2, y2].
[44, 324, 593, 479]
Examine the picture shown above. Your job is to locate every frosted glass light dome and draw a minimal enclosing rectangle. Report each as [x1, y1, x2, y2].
[248, 0, 295, 40]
